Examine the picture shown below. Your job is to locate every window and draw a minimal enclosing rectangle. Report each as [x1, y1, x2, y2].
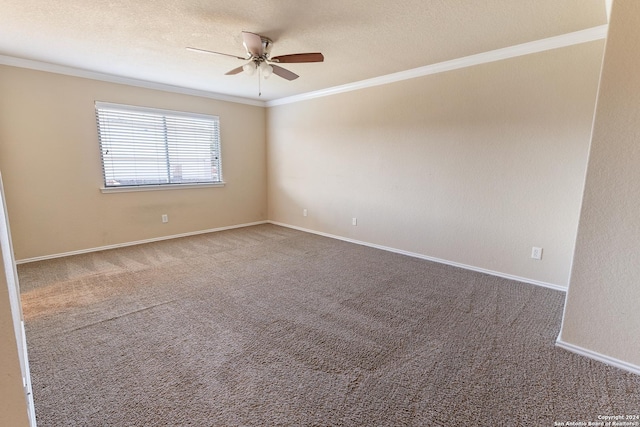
[95, 102, 223, 190]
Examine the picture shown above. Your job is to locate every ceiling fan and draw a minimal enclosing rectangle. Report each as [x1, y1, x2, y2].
[187, 31, 324, 95]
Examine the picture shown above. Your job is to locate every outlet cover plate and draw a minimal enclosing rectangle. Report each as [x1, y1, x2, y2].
[531, 247, 543, 260]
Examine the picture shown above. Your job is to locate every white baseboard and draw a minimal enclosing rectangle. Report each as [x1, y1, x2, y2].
[268, 221, 566, 293]
[16, 221, 269, 264]
[17, 219, 566, 294]
[556, 339, 640, 376]
[20, 219, 639, 376]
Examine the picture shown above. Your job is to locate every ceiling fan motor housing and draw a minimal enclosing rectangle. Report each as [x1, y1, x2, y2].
[244, 35, 273, 60]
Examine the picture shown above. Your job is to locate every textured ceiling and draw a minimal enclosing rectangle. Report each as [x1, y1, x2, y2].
[0, 0, 607, 102]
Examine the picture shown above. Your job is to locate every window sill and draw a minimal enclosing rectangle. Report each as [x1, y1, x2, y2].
[100, 182, 226, 193]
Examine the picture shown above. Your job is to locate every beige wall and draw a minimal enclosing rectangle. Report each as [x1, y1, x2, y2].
[0, 66, 267, 260]
[0, 249, 30, 427]
[267, 41, 604, 288]
[560, 0, 640, 367]
[1, 9, 634, 424]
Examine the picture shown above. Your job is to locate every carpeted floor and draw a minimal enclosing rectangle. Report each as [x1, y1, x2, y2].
[18, 224, 640, 426]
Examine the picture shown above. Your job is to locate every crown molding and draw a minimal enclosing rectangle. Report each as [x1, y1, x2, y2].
[0, 55, 266, 107]
[1, 25, 607, 109]
[266, 24, 608, 107]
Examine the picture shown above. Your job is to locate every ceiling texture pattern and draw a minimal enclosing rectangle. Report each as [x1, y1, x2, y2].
[0, 1, 607, 102]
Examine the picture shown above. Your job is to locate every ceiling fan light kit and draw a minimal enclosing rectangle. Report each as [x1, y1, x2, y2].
[187, 31, 323, 96]
[241, 58, 273, 78]
[259, 61, 273, 78]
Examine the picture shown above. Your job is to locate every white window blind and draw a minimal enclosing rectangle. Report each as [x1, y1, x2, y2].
[95, 102, 222, 188]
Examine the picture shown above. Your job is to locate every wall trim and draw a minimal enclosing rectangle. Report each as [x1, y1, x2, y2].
[17, 218, 567, 291]
[2, 25, 607, 109]
[0, 55, 265, 107]
[266, 24, 609, 107]
[556, 339, 640, 376]
[15, 221, 269, 264]
[268, 221, 566, 292]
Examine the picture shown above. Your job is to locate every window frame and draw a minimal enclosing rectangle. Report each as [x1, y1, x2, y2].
[95, 101, 225, 193]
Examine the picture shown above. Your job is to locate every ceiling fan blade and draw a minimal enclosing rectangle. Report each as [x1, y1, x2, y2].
[225, 66, 244, 75]
[186, 47, 246, 60]
[271, 64, 299, 81]
[270, 53, 324, 63]
[242, 31, 264, 56]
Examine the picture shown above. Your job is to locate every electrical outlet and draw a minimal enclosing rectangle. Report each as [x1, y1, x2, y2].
[531, 247, 543, 260]
[162, 214, 168, 223]
[303, 209, 307, 217]
[352, 217, 357, 226]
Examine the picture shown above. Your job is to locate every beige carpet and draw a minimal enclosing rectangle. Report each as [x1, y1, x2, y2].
[18, 224, 640, 426]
